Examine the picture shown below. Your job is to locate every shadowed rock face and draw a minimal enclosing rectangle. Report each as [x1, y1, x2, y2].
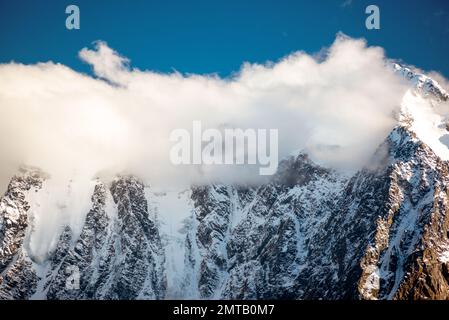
[314, 126, 449, 300]
[179, 126, 449, 300]
[0, 167, 43, 299]
[0, 175, 166, 300]
[393, 183, 449, 300]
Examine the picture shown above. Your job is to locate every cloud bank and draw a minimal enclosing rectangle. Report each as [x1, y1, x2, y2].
[0, 35, 409, 192]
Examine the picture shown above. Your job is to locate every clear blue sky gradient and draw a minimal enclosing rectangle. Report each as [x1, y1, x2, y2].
[0, 0, 448, 78]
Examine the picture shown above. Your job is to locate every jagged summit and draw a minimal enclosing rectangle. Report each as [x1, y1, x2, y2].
[0, 173, 166, 299]
[390, 62, 449, 162]
[393, 63, 449, 102]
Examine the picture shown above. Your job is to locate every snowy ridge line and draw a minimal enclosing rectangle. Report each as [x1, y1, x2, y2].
[392, 63, 449, 101]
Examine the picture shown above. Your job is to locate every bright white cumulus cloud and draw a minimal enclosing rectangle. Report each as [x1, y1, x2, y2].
[0, 35, 410, 192]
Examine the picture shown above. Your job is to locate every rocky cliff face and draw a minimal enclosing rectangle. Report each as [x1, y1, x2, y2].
[0, 175, 166, 299]
[179, 126, 449, 300]
[0, 65, 448, 300]
[181, 184, 256, 299]
[179, 65, 449, 300]
[0, 167, 44, 299]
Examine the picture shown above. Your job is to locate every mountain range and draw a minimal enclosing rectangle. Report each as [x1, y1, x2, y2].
[1, 64, 449, 300]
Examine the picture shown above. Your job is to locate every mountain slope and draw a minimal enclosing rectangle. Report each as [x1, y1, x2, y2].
[0, 175, 166, 299]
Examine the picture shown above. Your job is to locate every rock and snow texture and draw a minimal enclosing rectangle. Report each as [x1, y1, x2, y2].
[1, 64, 449, 300]
[0, 167, 43, 299]
[147, 189, 193, 298]
[0, 175, 166, 299]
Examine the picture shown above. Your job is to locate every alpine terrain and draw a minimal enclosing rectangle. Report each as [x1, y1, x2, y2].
[1, 64, 449, 300]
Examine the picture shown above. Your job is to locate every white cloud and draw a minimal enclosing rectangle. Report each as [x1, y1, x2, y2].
[0, 35, 409, 191]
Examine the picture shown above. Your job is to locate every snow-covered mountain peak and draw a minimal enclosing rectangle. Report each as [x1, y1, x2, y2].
[390, 63, 449, 161]
[393, 63, 449, 102]
[397, 89, 449, 161]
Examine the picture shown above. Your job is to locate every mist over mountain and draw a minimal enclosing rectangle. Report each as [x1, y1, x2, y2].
[1, 35, 449, 300]
[0, 35, 408, 191]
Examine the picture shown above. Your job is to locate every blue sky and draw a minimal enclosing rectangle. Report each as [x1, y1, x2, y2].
[0, 0, 448, 77]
